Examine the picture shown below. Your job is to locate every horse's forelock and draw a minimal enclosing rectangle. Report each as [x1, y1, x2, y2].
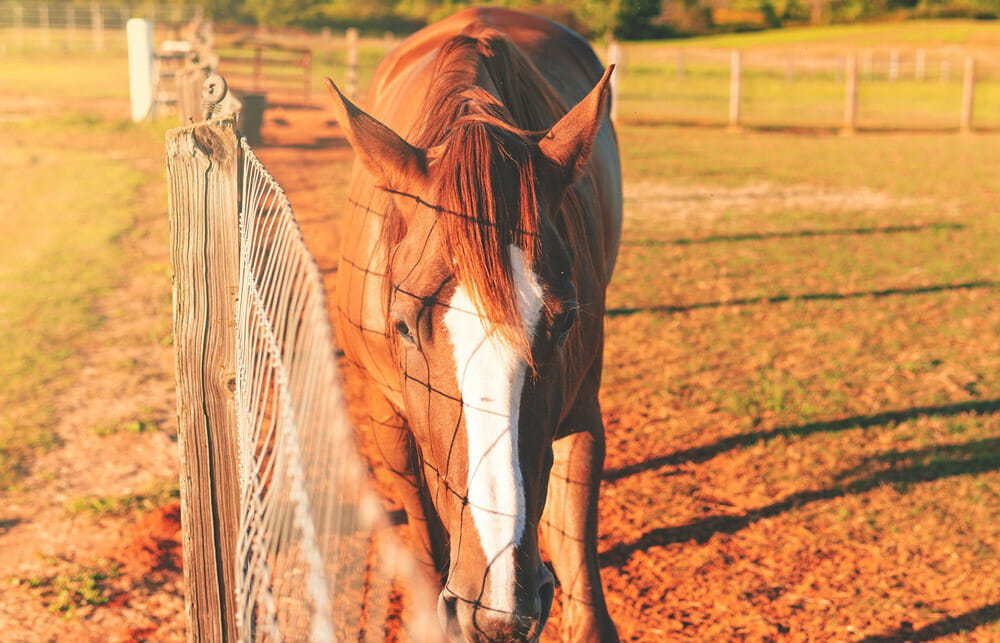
[384, 25, 579, 367]
[434, 116, 542, 363]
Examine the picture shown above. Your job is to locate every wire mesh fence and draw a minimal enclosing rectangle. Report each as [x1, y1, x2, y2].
[0, 1, 202, 53]
[234, 137, 442, 642]
[167, 116, 442, 641]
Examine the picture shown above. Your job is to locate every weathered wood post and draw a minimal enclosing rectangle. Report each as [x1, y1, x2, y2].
[346, 27, 359, 101]
[166, 116, 241, 643]
[728, 49, 742, 132]
[841, 53, 858, 136]
[608, 40, 621, 125]
[961, 56, 976, 134]
[915, 48, 926, 81]
[888, 49, 899, 81]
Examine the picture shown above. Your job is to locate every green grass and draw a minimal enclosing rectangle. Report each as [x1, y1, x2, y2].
[0, 62, 170, 487]
[65, 480, 180, 518]
[0, 53, 129, 101]
[634, 19, 1000, 50]
[615, 20, 1000, 131]
[17, 559, 121, 618]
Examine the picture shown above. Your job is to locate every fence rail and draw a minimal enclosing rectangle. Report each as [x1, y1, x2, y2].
[0, 1, 202, 52]
[167, 114, 442, 641]
[610, 44, 1000, 132]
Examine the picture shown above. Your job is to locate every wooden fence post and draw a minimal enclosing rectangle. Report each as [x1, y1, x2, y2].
[321, 27, 332, 64]
[302, 50, 312, 104]
[728, 49, 742, 132]
[127, 18, 154, 122]
[915, 49, 926, 81]
[40, 3, 50, 48]
[68, 4, 76, 45]
[608, 40, 621, 125]
[888, 49, 899, 81]
[346, 27, 359, 101]
[13, 2, 23, 49]
[252, 45, 262, 93]
[91, 3, 104, 53]
[960, 56, 976, 133]
[841, 53, 858, 135]
[166, 116, 241, 643]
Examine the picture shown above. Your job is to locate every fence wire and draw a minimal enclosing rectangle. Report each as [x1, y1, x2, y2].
[234, 138, 441, 642]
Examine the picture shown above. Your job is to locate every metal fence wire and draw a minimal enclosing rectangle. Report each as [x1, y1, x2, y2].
[234, 137, 441, 642]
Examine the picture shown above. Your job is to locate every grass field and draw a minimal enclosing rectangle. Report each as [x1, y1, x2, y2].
[617, 20, 1000, 130]
[0, 108, 170, 487]
[2, 17, 1000, 639]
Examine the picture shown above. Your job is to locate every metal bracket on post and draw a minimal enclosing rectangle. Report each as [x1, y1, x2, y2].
[202, 73, 242, 121]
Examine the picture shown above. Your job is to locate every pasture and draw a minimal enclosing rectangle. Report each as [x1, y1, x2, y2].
[2, 17, 1000, 641]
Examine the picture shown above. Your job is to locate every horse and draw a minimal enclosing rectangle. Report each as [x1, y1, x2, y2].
[326, 7, 622, 641]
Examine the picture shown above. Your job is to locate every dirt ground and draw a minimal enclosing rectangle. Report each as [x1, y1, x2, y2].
[3, 94, 998, 642]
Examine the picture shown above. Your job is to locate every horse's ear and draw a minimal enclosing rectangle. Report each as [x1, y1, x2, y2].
[538, 65, 614, 185]
[325, 77, 427, 191]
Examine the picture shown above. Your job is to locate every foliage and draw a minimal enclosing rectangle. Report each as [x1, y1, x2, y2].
[190, 0, 1000, 38]
[18, 560, 120, 618]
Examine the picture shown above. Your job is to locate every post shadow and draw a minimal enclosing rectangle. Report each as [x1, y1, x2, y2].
[622, 222, 963, 247]
[606, 280, 1000, 318]
[856, 602, 1000, 642]
[604, 399, 1000, 483]
[599, 436, 1000, 568]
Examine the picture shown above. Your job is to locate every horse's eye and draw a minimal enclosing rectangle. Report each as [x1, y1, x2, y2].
[557, 308, 577, 343]
[395, 319, 416, 344]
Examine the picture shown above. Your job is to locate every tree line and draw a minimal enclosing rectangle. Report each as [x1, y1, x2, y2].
[189, 0, 1000, 39]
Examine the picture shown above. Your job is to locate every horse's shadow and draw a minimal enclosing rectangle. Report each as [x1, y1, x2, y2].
[599, 399, 1000, 568]
[855, 602, 1000, 642]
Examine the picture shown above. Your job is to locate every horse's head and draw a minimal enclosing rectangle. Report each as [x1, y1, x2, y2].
[327, 67, 611, 641]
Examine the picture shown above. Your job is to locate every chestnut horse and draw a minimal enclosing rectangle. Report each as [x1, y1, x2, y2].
[326, 8, 622, 641]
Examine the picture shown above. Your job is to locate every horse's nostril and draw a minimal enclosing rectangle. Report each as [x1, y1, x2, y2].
[437, 591, 463, 642]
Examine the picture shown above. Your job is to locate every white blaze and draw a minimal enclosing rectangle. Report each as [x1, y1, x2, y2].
[442, 246, 544, 609]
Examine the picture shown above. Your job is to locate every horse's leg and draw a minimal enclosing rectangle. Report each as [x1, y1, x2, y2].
[541, 396, 619, 643]
[365, 389, 449, 584]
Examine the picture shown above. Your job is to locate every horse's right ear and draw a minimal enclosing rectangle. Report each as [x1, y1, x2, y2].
[325, 78, 428, 192]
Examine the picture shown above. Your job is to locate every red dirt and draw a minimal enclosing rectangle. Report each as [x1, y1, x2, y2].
[109, 503, 183, 581]
[252, 105, 1000, 642]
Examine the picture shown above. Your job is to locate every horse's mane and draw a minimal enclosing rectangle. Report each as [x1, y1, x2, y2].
[385, 25, 583, 360]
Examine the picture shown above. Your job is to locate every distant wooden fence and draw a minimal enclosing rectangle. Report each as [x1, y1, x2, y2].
[218, 40, 312, 104]
[0, 1, 201, 52]
[166, 114, 443, 641]
[607, 43, 998, 133]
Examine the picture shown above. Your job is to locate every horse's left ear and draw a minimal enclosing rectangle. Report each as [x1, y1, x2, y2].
[539, 64, 614, 185]
[325, 77, 428, 192]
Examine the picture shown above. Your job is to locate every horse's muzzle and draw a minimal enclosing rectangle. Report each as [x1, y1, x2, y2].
[437, 566, 555, 642]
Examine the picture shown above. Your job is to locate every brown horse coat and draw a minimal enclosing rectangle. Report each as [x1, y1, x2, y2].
[330, 7, 622, 641]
